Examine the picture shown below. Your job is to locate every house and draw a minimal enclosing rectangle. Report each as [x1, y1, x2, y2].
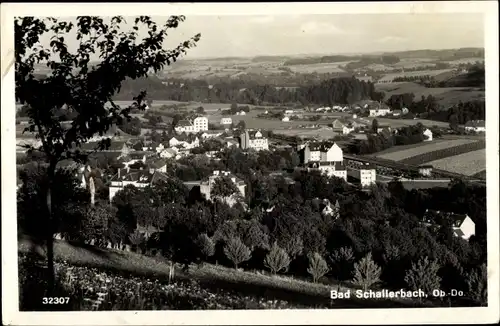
[349, 163, 377, 187]
[464, 120, 486, 133]
[284, 110, 294, 115]
[418, 165, 433, 177]
[199, 170, 246, 207]
[300, 141, 343, 164]
[392, 110, 402, 116]
[422, 209, 476, 241]
[220, 117, 233, 125]
[236, 110, 246, 116]
[368, 104, 392, 117]
[332, 119, 354, 135]
[402, 107, 409, 115]
[282, 116, 290, 122]
[423, 128, 433, 141]
[148, 158, 167, 173]
[201, 131, 224, 139]
[118, 153, 147, 168]
[159, 148, 178, 159]
[225, 138, 240, 148]
[305, 161, 348, 181]
[174, 116, 208, 133]
[239, 130, 269, 151]
[108, 168, 170, 203]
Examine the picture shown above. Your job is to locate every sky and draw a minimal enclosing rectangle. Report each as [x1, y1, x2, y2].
[37, 13, 484, 59]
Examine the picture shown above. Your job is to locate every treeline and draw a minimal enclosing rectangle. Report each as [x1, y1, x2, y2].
[283, 55, 401, 67]
[115, 77, 384, 106]
[348, 123, 429, 155]
[17, 152, 487, 306]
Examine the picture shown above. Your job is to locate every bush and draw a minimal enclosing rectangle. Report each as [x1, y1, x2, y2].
[307, 252, 329, 283]
[223, 237, 252, 269]
[352, 252, 382, 291]
[264, 242, 291, 275]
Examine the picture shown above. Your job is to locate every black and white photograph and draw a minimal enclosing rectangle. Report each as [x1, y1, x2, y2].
[2, 1, 499, 325]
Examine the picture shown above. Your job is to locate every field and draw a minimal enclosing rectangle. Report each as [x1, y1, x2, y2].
[374, 82, 485, 107]
[289, 63, 348, 74]
[376, 139, 478, 161]
[425, 149, 486, 176]
[273, 127, 340, 140]
[18, 236, 429, 310]
[445, 58, 484, 66]
[377, 69, 455, 83]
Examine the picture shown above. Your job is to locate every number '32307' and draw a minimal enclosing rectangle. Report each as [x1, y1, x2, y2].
[42, 297, 70, 304]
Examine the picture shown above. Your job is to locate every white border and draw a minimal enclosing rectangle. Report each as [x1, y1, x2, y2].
[2, 2, 499, 325]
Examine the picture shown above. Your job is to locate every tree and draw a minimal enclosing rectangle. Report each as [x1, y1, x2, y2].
[211, 176, 241, 202]
[264, 242, 291, 275]
[224, 236, 252, 269]
[236, 120, 246, 130]
[307, 252, 329, 283]
[196, 233, 215, 262]
[352, 252, 382, 291]
[15, 15, 200, 292]
[404, 257, 442, 298]
[329, 246, 355, 280]
[466, 263, 487, 306]
[196, 106, 205, 114]
[281, 235, 304, 259]
[371, 119, 379, 134]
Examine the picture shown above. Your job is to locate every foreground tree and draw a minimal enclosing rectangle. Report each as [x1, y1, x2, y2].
[307, 252, 329, 283]
[466, 263, 488, 306]
[404, 256, 442, 299]
[196, 233, 215, 263]
[264, 242, 291, 275]
[223, 236, 252, 269]
[15, 16, 200, 293]
[352, 252, 382, 292]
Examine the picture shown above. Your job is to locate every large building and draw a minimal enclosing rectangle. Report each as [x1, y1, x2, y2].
[350, 163, 377, 187]
[200, 170, 246, 207]
[108, 168, 169, 203]
[239, 130, 269, 151]
[305, 161, 347, 181]
[299, 141, 343, 164]
[174, 116, 208, 134]
[220, 117, 233, 125]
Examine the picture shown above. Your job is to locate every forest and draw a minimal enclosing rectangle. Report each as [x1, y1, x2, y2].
[17, 146, 487, 307]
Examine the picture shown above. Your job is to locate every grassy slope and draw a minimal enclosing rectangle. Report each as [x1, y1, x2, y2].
[18, 236, 431, 308]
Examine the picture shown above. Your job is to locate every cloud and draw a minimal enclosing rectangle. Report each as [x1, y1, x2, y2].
[375, 36, 408, 43]
[299, 21, 347, 35]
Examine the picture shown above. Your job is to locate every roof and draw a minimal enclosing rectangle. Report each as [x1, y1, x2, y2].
[465, 120, 485, 128]
[112, 169, 169, 184]
[307, 161, 347, 170]
[202, 171, 246, 187]
[332, 119, 346, 129]
[423, 209, 471, 227]
[176, 120, 193, 127]
[308, 141, 336, 152]
[150, 158, 167, 169]
[359, 163, 375, 170]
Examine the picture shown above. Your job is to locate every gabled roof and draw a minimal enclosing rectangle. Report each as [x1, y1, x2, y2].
[111, 169, 169, 184]
[308, 141, 336, 152]
[176, 120, 193, 127]
[150, 158, 167, 169]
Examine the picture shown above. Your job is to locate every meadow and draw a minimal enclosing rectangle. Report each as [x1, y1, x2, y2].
[376, 139, 478, 161]
[377, 69, 455, 83]
[273, 127, 341, 140]
[289, 63, 348, 74]
[18, 236, 430, 310]
[425, 149, 486, 176]
[374, 82, 485, 107]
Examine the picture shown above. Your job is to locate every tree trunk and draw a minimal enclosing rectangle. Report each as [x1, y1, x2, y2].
[46, 164, 56, 295]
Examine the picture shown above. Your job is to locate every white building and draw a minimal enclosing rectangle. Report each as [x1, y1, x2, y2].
[108, 168, 169, 203]
[201, 131, 224, 139]
[174, 116, 208, 133]
[305, 161, 347, 181]
[282, 116, 290, 122]
[200, 170, 246, 207]
[284, 110, 294, 115]
[301, 141, 343, 164]
[236, 110, 246, 116]
[220, 117, 233, 125]
[369, 106, 392, 117]
[464, 120, 486, 133]
[239, 130, 269, 151]
[422, 209, 476, 241]
[332, 119, 354, 135]
[423, 128, 433, 141]
[350, 163, 377, 187]
[159, 148, 178, 159]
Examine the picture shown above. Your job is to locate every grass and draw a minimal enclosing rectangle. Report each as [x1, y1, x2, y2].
[425, 149, 486, 176]
[374, 82, 484, 107]
[377, 69, 455, 82]
[401, 140, 486, 166]
[472, 170, 486, 179]
[372, 139, 449, 157]
[376, 139, 478, 161]
[273, 127, 341, 140]
[18, 236, 432, 309]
